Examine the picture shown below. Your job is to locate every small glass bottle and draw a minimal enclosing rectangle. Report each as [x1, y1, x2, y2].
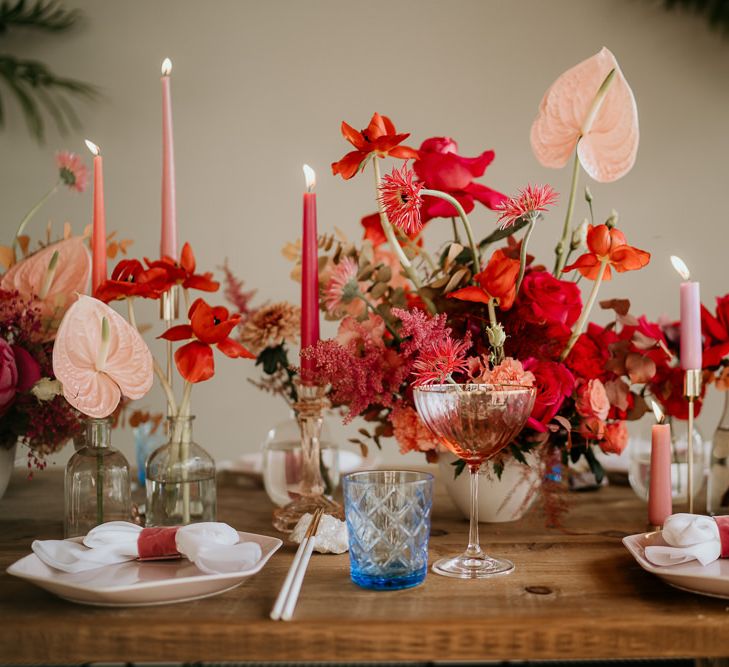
[64, 417, 132, 538]
[708, 392, 729, 515]
[145, 415, 216, 526]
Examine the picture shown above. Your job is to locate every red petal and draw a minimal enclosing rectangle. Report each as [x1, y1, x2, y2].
[379, 114, 396, 135]
[159, 324, 193, 341]
[367, 113, 388, 139]
[180, 242, 195, 274]
[422, 193, 474, 220]
[463, 182, 508, 210]
[217, 337, 255, 359]
[341, 121, 366, 150]
[184, 274, 220, 292]
[175, 341, 214, 383]
[702, 305, 727, 343]
[387, 145, 419, 160]
[704, 342, 729, 368]
[610, 246, 650, 273]
[447, 285, 491, 304]
[332, 151, 366, 180]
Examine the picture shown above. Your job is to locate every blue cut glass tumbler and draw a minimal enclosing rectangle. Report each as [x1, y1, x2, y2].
[343, 470, 434, 591]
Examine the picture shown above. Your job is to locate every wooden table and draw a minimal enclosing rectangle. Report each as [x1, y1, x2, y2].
[1, 469, 728, 665]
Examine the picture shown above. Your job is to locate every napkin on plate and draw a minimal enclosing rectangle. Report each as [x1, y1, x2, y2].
[644, 513, 729, 566]
[32, 521, 262, 575]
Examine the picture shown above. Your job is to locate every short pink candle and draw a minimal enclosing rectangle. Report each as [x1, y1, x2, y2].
[680, 280, 702, 370]
[86, 140, 106, 296]
[648, 421, 672, 528]
[160, 58, 177, 260]
[300, 165, 320, 382]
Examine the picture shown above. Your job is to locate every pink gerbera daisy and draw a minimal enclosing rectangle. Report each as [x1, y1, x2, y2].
[378, 164, 424, 234]
[323, 257, 360, 313]
[412, 335, 471, 386]
[56, 151, 89, 193]
[496, 184, 558, 229]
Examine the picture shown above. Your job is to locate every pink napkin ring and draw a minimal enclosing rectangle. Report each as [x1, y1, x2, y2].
[715, 516, 729, 558]
[137, 526, 181, 561]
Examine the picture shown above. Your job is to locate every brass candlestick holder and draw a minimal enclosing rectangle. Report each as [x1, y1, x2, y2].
[684, 369, 702, 514]
[272, 380, 343, 534]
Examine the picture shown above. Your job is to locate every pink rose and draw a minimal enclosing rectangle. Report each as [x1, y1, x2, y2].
[576, 379, 610, 421]
[578, 416, 606, 441]
[0, 339, 18, 415]
[601, 421, 629, 455]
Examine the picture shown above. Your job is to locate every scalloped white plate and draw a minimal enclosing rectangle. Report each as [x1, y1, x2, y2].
[6, 530, 282, 607]
[623, 531, 729, 599]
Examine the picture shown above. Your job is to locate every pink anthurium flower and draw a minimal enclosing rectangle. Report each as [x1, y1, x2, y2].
[530, 47, 639, 183]
[52, 295, 153, 418]
[0, 236, 91, 328]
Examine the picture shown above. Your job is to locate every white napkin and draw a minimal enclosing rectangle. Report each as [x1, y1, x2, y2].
[644, 513, 722, 566]
[32, 521, 262, 575]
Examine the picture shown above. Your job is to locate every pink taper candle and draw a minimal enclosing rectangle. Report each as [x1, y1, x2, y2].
[648, 402, 672, 528]
[85, 139, 106, 296]
[300, 164, 320, 382]
[671, 256, 702, 370]
[160, 57, 177, 260]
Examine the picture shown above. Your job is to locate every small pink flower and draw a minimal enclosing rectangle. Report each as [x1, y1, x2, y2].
[378, 164, 424, 235]
[323, 257, 361, 314]
[496, 184, 558, 229]
[56, 151, 89, 193]
[473, 356, 536, 386]
[390, 404, 440, 455]
[575, 378, 610, 421]
[412, 336, 470, 386]
[601, 421, 629, 455]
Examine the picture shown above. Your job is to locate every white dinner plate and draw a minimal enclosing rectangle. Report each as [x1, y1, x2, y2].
[6, 530, 282, 607]
[623, 531, 729, 599]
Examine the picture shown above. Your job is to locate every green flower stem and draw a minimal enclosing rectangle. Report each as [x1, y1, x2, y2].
[356, 294, 402, 343]
[372, 159, 436, 314]
[450, 217, 461, 244]
[560, 258, 609, 361]
[174, 381, 193, 524]
[421, 188, 480, 270]
[553, 151, 580, 276]
[515, 216, 536, 296]
[394, 227, 437, 275]
[12, 182, 59, 249]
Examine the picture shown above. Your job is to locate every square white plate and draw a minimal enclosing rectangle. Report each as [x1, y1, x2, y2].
[6, 530, 282, 607]
[623, 531, 729, 599]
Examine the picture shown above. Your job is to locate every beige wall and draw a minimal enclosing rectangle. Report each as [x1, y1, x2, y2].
[2, 0, 728, 469]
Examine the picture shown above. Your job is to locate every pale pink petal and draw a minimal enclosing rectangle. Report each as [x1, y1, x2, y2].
[0, 237, 91, 325]
[531, 47, 639, 183]
[53, 295, 153, 417]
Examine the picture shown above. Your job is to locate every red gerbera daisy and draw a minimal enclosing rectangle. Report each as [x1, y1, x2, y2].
[412, 335, 471, 386]
[496, 184, 558, 229]
[378, 165, 424, 235]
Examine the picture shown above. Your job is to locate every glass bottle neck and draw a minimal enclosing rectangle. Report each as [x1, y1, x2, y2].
[167, 416, 194, 444]
[85, 417, 112, 449]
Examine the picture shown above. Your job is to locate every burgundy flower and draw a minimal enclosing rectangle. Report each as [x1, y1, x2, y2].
[0, 339, 18, 415]
[413, 137, 506, 220]
[522, 358, 575, 431]
[12, 345, 41, 392]
[517, 271, 582, 327]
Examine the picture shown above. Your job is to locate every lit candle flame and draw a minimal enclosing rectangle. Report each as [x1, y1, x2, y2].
[161, 58, 172, 76]
[651, 399, 665, 424]
[303, 164, 316, 192]
[670, 255, 690, 281]
[84, 139, 100, 156]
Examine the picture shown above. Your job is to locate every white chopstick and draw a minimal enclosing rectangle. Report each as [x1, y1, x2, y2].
[270, 508, 323, 622]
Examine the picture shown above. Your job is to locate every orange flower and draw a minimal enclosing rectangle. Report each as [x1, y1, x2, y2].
[448, 249, 520, 310]
[331, 113, 418, 180]
[563, 224, 649, 280]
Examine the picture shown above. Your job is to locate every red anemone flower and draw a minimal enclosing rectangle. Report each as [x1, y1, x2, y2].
[160, 298, 254, 383]
[95, 259, 173, 303]
[702, 295, 729, 368]
[448, 249, 520, 310]
[562, 224, 650, 280]
[331, 113, 418, 180]
[146, 242, 220, 292]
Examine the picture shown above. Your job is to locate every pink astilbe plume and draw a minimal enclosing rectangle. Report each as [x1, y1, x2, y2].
[412, 335, 471, 386]
[496, 184, 558, 229]
[56, 151, 89, 193]
[220, 260, 256, 323]
[324, 257, 360, 314]
[378, 164, 424, 234]
[392, 308, 451, 357]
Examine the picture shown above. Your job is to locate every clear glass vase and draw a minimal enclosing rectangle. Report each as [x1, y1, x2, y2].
[64, 417, 132, 538]
[707, 392, 729, 515]
[145, 416, 216, 526]
[262, 411, 340, 506]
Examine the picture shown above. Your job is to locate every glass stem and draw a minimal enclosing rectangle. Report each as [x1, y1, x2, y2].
[298, 409, 325, 497]
[465, 464, 484, 558]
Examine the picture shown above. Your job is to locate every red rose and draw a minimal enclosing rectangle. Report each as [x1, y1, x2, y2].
[650, 365, 704, 420]
[0, 339, 18, 415]
[522, 358, 575, 431]
[517, 271, 582, 327]
[601, 421, 629, 455]
[12, 345, 41, 392]
[565, 323, 619, 381]
[413, 137, 506, 220]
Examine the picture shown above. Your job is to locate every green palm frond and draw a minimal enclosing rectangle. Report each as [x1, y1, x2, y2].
[0, 0, 80, 34]
[662, 0, 729, 36]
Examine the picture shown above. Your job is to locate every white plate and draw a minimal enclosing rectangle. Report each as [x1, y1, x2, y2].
[623, 531, 729, 599]
[6, 531, 282, 607]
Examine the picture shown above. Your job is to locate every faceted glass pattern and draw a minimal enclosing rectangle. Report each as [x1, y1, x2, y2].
[343, 470, 433, 590]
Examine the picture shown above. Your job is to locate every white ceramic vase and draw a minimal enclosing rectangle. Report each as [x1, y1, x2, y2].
[0, 442, 18, 500]
[439, 451, 540, 523]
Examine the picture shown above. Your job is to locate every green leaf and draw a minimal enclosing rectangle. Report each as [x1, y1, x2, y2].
[478, 217, 530, 250]
[583, 447, 605, 484]
[450, 458, 467, 478]
[493, 460, 505, 479]
[0, 0, 81, 34]
[509, 444, 528, 465]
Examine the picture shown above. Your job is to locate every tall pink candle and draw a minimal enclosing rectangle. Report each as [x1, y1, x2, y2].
[85, 140, 106, 296]
[160, 58, 177, 260]
[680, 281, 702, 370]
[300, 165, 320, 382]
[648, 420, 672, 528]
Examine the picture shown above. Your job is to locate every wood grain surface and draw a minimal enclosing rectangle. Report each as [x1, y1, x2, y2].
[1, 468, 728, 664]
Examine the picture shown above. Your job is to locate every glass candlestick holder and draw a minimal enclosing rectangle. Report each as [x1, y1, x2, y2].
[272, 381, 343, 533]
